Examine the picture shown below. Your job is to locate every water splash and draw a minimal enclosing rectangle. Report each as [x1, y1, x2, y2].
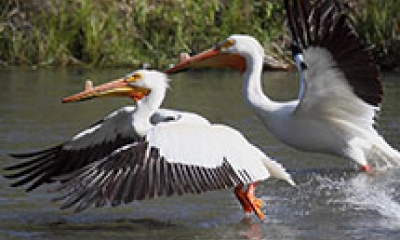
[344, 175, 400, 223]
[313, 171, 400, 229]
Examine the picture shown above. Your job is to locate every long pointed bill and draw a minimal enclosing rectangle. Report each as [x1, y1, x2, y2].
[62, 78, 149, 103]
[165, 47, 246, 74]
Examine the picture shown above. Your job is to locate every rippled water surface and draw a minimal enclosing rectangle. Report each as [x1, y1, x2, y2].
[1, 69, 400, 240]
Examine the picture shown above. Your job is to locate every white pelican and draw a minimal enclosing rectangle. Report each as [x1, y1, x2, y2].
[4, 69, 294, 221]
[166, 0, 400, 172]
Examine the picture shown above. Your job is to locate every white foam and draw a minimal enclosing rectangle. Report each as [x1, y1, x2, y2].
[314, 173, 400, 229]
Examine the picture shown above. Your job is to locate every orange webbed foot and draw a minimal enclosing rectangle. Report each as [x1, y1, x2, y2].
[234, 183, 265, 221]
[246, 194, 265, 221]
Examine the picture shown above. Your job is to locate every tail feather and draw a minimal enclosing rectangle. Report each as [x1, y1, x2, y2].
[369, 137, 400, 170]
[262, 158, 295, 186]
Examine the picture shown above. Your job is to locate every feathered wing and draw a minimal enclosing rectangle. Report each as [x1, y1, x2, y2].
[285, 0, 382, 127]
[4, 107, 140, 191]
[4, 106, 212, 192]
[285, 0, 400, 168]
[54, 121, 292, 212]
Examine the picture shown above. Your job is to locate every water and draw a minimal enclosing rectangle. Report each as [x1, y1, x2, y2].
[0, 69, 400, 239]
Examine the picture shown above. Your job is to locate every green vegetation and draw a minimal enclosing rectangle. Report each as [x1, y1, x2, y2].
[0, 0, 286, 68]
[0, 0, 399, 70]
[350, 0, 400, 71]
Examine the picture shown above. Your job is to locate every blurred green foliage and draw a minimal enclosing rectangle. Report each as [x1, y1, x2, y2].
[0, 0, 286, 68]
[351, 0, 400, 70]
[0, 0, 398, 70]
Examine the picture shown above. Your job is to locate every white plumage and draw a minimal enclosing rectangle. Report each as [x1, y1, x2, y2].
[166, 0, 400, 171]
[4, 69, 294, 221]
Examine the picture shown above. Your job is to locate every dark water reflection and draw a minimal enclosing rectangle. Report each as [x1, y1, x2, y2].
[1, 69, 400, 239]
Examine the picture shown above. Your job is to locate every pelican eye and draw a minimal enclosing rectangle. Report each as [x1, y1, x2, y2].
[126, 72, 143, 82]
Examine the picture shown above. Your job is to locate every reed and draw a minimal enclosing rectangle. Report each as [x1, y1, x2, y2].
[0, 0, 287, 68]
[0, 0, 398, 70]
[350, 0, 400, 70]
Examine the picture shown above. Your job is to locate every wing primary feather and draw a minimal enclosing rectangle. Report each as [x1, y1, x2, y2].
[157, 156, 169, 196]
[202, 166, 220, 190]
[171, 163, 185, 195]
[242, 170, 254, 184]
[180, 164, 194, 193]
[285, 0, 299, 46]
[123, 164, 140, 204]
[189, 166, 206, 192]
[74, 192, 99, 212]
[25, 171, 57, 192]
[176, 164, 194, 194]
[104, 167, 123, 201]
[146, 153, 157, 199]
[53, 167, 98, 193]
[214, 165, 228, 188]
[4, 157, 53, 179]
[110, 168, 130, 206]
[213, 166, 228, 189]
[137, 157, 150, 201]
[151, 154, 161, 198]
[223, 159, 243, 185]
[60, 187, 92, 210]
[196, 166, 213, 191]
[216, 166, 233, 188]
[72, 182, 105, 212]
[184, 165, 202, 194]
[4, 151, 57, 171]
[8, 146, 61, 159]
[9, 164, 53, 190]
[211, 167, 226, 190]
[125, 143, 147, 201]
[138, 145, 155, 201]
[292, 0, 306, 47]
[297, 0, 312, 46]
[164, 160, 175, 196]
[131, 158, 146, 201]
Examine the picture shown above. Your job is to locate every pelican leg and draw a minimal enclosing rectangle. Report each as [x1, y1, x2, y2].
[245, 183, 265, 221]
[234, 183, 265, 221]
[234, 184, 253, 215]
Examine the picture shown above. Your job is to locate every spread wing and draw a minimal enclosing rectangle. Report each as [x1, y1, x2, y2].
[3, 106, 226, 192]
[4, 107, 139, 191]
[285, 0, 382, 127]
[53, 122, 274, 212]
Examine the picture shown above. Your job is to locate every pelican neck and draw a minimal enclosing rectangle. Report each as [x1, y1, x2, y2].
[133, 88, 166, 135]
[242, 52, 277, 113]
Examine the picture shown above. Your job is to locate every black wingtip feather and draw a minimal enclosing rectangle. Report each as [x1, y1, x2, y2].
[285, 0, 383, 107]
[8, 145, 62, 159]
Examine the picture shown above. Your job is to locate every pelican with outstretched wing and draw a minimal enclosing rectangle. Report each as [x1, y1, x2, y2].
[166, 0, 400, 172]
[4, 69, 294, 221]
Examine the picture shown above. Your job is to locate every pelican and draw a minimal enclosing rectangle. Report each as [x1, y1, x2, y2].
[4, 69, 294, 221]
[166, 0, 400, 172]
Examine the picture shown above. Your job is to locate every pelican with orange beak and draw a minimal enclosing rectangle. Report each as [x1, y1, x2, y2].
[4, 69, 294, 220]
[166, 0, 400, 172]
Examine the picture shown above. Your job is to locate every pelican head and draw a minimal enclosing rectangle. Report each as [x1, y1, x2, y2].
[166, 34, 264, 74]
[62, 70, 169, 103]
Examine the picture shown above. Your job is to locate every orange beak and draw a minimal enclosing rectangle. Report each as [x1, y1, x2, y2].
[62, 78, 150, 103]
[165, 47, 246, 74]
